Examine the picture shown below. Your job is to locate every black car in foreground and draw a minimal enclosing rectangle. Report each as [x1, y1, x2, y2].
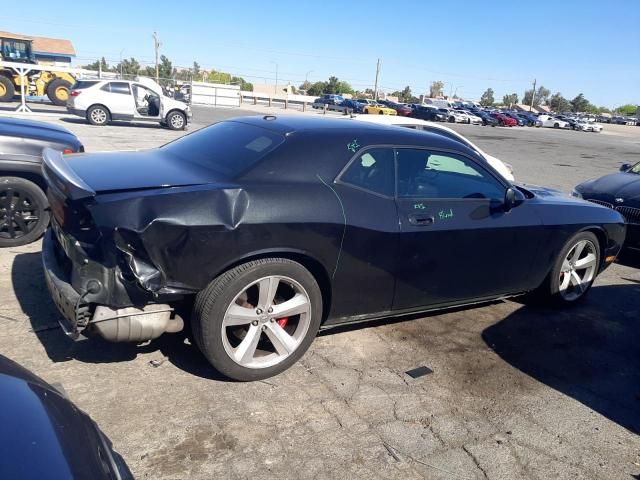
[0, 354, 132, 479]
[574, 161, 640, 249]
[0, 117, 84, 247]
[42, 116, 625, 381]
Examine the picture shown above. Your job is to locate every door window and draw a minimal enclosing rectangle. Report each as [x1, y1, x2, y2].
[109, 82, 132, 95]
[396, 148, 504, 200]
[340, 148, 395, 197]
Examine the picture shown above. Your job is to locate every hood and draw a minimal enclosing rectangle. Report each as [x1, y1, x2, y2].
[163, 96, 189, 110]
[0, 355, 121, 480]
[63, 149, 226, 194]
[0, 117, 81, 149]
[577, 172, 640, 202]
[518, 183, 594, 206]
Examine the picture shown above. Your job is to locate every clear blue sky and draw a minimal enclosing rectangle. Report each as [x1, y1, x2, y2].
[4, 0, 639, 107]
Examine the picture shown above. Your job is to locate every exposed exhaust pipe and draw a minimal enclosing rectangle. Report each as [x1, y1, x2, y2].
[90, 304, 184, 342]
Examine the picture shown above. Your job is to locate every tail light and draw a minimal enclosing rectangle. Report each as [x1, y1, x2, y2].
[63, 148, 73, 155]
[70, 90, 81, 97]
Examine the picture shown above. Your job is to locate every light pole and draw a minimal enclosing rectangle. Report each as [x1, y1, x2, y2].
[270, 61, 279, 94]
[119, 48, 125, 78]
[453, 85, 463, 98]
[305, 70, 313, 83]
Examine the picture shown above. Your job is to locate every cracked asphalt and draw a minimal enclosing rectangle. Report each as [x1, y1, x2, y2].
[1, 106, 639, 479]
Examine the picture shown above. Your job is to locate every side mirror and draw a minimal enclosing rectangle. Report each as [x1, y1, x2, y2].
[620, 163, 631, 172]
[504, 187, 524, 212]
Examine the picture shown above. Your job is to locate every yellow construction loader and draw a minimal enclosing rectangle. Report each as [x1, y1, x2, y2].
[0, 35, 75, 106]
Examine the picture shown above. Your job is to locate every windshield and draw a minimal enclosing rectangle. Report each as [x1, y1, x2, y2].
[162, 121, 285, 178]
[630, 162, 640, 174]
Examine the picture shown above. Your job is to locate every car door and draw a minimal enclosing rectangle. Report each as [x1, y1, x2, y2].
[393, 147, 544, 310]
[102, 82, 135, 119]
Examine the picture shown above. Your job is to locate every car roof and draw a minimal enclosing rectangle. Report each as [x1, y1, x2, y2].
[228, 115, 483, 158]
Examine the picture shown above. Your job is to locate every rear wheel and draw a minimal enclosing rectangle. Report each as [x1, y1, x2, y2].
[46, 79, 72, 106]
[0, 76, 15, 102]
[192, 258, 322, 381]
[554, 123, 560, 129]
[378, 110, 384, 115]
[0, 177, 50, 247]
[86, 105, 110, 126]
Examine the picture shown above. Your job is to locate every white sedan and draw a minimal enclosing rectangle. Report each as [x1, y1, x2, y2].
[575, 120, 603, 132]
[535, 115, 570, 129]
[349, 114, 515, 182]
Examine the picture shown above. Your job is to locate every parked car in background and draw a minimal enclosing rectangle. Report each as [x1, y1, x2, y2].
[341, 98, 365, 113]
[409, 105, 447, 122]
[317, 94, 345, 105]
[574, 120, 603, 132]
[477, 111, 499, 126]
[363, 103, 397, 115]
[388, 102, 413, 116]
[349, 114, 515, 181]
[42, 115, 624, 381]
[0, 117, 84, 247]
[573, 161, 640, 249]
[536, 115, 570, 129]
[515, 112, 538, 126]
[67, 78, 191, 130]
[441, 109, 469, 123]
[455, 110, 483, 125]
[0, 354, 133, 479]
[503, 112, 525, 126]
[490, 112, 518, 127]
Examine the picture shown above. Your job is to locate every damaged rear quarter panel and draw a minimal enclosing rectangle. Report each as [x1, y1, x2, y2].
[89, 181, 345, 294]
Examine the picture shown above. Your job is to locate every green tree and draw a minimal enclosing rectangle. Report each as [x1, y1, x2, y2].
[157, 55, 175, 84]
[479, 88, 495, 106]
[548, 92, 571, 112]
[82, 57, 111, 72]
[523, 85, 551, 107]
[115, 57, 141, 78]
[391, 86, 415, 102]
[298, 80, 313, 91]
[615, 104, 638, 115]
[502, 93, 518, 106]
[570, 93, 590, 113]
[429, 80, 444, 98]
[307, 81, 328, 96]
[192, 61, 200, 78]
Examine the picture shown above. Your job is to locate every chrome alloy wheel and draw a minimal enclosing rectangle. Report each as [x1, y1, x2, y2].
[170, 114, 184, 129]
[558, 239, 597, 301]
[221, 275, 312, 369]
[91, 108, 107, 124]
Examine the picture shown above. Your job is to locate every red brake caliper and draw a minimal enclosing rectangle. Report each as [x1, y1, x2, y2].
[276, 317, 289, 328]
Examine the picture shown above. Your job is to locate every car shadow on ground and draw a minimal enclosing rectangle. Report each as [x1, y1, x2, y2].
[11, 252, 229, 382]
[483, 283, 640, 434]
[60, 117, 165, 129]
[616, 248, 640, 274]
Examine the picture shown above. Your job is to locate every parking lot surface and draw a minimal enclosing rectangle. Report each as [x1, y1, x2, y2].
[1, 106, 639, 479]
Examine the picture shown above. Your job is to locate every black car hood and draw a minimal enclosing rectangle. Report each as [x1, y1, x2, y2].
[517, 183, 586, 205]
[578, 172, 640, 202]
[65, 149, 227, 193]
[0, 355, 125, 480]
[0, 116, 81, 149]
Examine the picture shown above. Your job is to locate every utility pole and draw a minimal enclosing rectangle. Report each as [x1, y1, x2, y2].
[373, 58, 381, 101]
[529, 78, 536, 112]
[153, 32, 161, 83]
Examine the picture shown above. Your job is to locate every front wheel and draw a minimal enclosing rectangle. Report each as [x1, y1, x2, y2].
[192, 258, 323, 381]
[166, 111, 186, 130]
[529, 232, 600, 305]
[46, 79, 72, 106]
[0, 177, 50, 247]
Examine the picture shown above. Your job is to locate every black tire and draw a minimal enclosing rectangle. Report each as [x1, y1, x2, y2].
[192, 258, 323, 381]
[0, 75, 15, 102]
[86, 105, 110, 126]
[378, 110, 384, 115]
[527, 231, 600, 306]
[165, 111, 186, 130]
[0, 177, 50, 247]
[46, 78, 72, 106]
[554, 123, 560, 129]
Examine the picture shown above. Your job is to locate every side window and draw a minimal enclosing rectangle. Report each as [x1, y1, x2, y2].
[109, 82, 131, 95]
[396, 149, 504, 200]
[100, 83, 111, 93]
[340, 148, 395, 197]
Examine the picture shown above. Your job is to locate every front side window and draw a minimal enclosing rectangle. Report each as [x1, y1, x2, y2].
[396, 148, 504, 200]
[340, 148, 395, 197]
[630, 162, 640, 174]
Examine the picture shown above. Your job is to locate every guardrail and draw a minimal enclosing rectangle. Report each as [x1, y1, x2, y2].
[239, 93, 353, 114]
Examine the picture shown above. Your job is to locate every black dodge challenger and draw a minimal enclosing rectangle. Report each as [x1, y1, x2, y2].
[42, 116, 625, 381]
[573, 161, 640, 250]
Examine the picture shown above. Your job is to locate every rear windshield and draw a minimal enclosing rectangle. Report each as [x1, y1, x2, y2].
[161, 121, 285, 178]
[72, 80, 100, 90]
